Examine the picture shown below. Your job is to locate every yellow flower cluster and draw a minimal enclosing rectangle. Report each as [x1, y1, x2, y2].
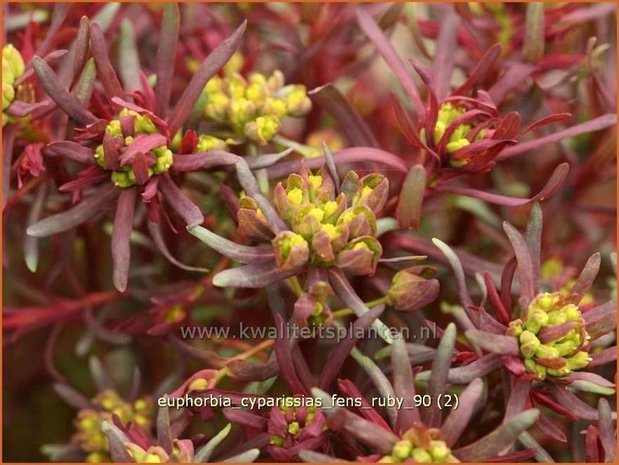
[269, 399, 323, 448]
[270, 170, 385, 274]
[433, 103, 472, 154]
[380, 434, 458, 463]
[203, 70, 311, 145]
[94, 109, 173, 188]
[507, 292, 591, 379]
[419, 102, 489, 167]
[2, 44, 26, 126]
[74, 390, 152, 462]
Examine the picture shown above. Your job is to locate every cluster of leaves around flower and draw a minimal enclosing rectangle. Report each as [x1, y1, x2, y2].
[2, 2, 617, 464]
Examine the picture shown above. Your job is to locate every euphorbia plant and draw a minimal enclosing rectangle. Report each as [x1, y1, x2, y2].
[428, 204, 616, 446]
[25, 7, 247, 291]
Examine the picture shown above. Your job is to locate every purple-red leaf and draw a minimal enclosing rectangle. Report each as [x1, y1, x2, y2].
[356, 7, 424, 117]
[318, 305, 385, 390]
[522, 113, 572, 134]
[111, 187, 136, 292]
[101, 422, 134, 462]
[431, 8, 459, 101]
[425, 323, 456, 427]
[155, 3, 179, 117]
[267, 147, 408, 179]
[499, 114, 617, 160]
[90, 22, 124, 99]
[567, 253, 601, 304]
[465, 329, 520, 355]
[441, 378, 484, 446]
[454, 409, 540, 461]
[188, 225, 274, 264]
[169, 21, 246, 135]
[274, 314, 308, 395]
[159, 173, 204, 228]
[328, 268, 394, 343]
[147, 220, 209, 273]
[436, 162, 569, 207]
[454, 44, 501, 96]
[396, 164, 426, 229]
[488, 63, 537, 105]
[391, 335, 421, 429]
[443, 354, 504, 384]
[213, 261, 299, 288]
[325, 407, 398, 454]
[32, 56, 97, 126]
[503, 221, 536, 310]
[73, 16, 90, 80]
[27, 185, 118, 237]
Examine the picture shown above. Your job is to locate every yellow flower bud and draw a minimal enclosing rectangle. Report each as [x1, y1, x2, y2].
[248, 72, 267, 85]
[204, 92, 230, 121]
[546, 366, 570, 377]
[93, 145, 106, 168]
[135, 114, 156, 134]
[244, 114, 279, 144]
[526, 308, 549, 334]
[562, 304, 580, 322]
[446, 138, 470, 153]
[411, 448, 433, 463]
[245, 81, 266, 102]
[262, 97, 287, 119]
[524, 358, 547, 379]
[3, 82, 15, 111]
[535, 344, 560, 359]
[278, 233, 307, 258]
[284, 85, 312, 116]
[267, 70, 285, 91]
[548, 311, 567, 325]
[519, 330, 540, 358]
[429, 440, 450, 462]
[287, 188, 304, 205]
[111, 171, 134, 188]
[228, 98, 256, 130]
[196, 135, 227, 152]
[516, 291, 591, 379]
[378, 456, 396, 463]
[392, 440, 413, 460]
[506, 319, 523, 337]
[307, 207, 325, 223]
[541, 258, 563, 279]
[153, 148, 173, 174]
[287, 421, 300, 435]
[321, 224, 338, 239]
[105, 119, 122, 136]
[308, 175, 322, 192]
[2, 44, 25, 86]
[227, 74, 247, 99]
[205, 76, 223, 93]
[567, 351, 591, 370]
[188, 377, 209, 392]
[553, 340, 578, 357]
[322, 201, 339, 218]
